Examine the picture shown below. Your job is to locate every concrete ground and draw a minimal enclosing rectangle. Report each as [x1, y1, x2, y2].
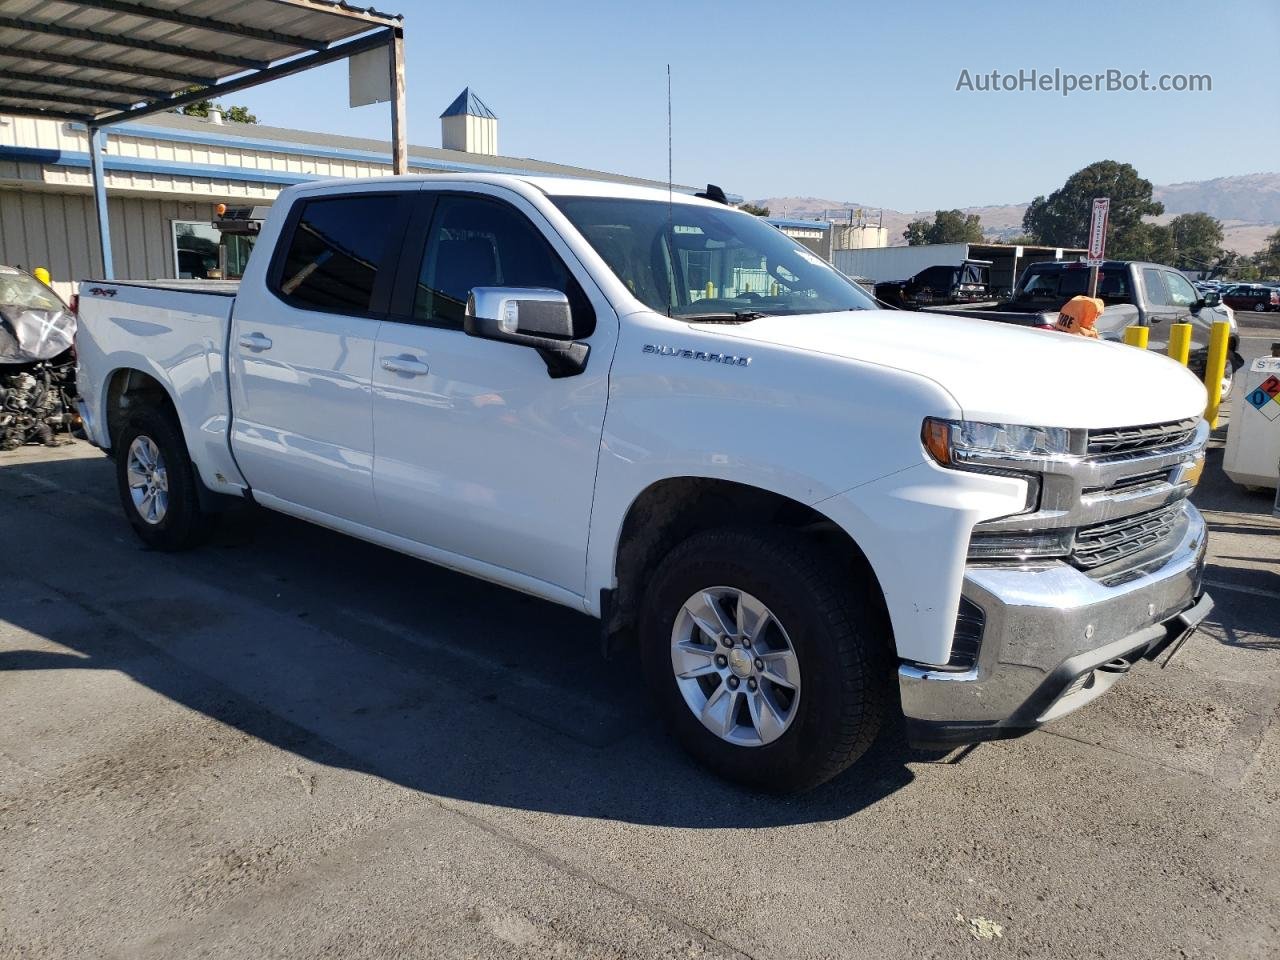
[1, 340, 1278, 959]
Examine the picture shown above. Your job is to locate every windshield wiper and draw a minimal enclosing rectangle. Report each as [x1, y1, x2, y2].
[676, 310, 769, 323]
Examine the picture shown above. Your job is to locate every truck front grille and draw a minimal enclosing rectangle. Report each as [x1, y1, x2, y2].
[1086, 418, 1199, 458]
[1071, 504, 1184, 570]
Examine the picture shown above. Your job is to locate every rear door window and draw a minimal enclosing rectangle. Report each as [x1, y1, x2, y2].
[275, 194, 406, 315]
[1142, 268, 1171, 307]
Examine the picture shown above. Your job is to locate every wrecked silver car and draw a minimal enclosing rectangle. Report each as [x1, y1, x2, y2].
[0, 266, 77, 450]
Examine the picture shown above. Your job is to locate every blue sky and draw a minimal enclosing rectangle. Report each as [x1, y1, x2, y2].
[232, 0, 1280, 211]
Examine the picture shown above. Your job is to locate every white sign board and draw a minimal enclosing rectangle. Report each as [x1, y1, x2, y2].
[1087, 197, 1110, 261]
[349, 45, 391, 107]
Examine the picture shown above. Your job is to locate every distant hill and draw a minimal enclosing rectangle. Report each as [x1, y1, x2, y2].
[754, 173, 1280, 255]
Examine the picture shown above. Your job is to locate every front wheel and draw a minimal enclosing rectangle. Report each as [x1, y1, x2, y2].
[639, 527, 889, 793]
[114, 406, 215, 550]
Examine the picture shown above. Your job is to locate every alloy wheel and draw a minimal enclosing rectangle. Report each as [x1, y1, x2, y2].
[670, 586, 801, 747]
[126, 435, 169, 525]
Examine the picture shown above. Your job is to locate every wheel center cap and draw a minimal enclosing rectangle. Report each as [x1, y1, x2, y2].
[727, 647, 752, 678]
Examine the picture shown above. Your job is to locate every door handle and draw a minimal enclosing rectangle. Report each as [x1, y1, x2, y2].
[381, 355, 430, 376]
[238, 332, 273, 351]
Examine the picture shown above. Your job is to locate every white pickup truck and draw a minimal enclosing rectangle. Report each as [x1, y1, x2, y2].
[75, 175, 1214, 791]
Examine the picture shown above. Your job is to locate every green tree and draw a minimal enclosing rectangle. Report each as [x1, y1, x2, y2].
[1166, 213, 1224, 271]
[1114, 222, 1175, 264]
[903, 209, 984, 245]
[1256, 229, 1280, 279]
[177, 89, 258, 124]
[223, 105, 259, 124]
[1022, 160, 1163, 257]
[738, 202, 770, 217]
[903, 218, 931, 245]
[1221, 252, 1261, 281]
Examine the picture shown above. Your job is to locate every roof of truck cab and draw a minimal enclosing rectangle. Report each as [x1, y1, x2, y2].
[286, 173, 726, 207]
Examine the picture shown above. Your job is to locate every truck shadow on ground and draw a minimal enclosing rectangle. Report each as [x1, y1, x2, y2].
[1193, 446, 1280, 650]
[0, 453, 927, 829]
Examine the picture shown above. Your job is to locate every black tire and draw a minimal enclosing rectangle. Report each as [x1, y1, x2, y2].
[114, 405, 215, 550]
[639, 526, 889, 793]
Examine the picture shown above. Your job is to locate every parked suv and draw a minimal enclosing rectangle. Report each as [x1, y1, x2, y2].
[1222, 284, 1279, 312]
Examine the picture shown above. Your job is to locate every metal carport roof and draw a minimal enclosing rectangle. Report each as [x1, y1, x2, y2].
[0, 0, 401, 125]
[0, 0, 407, 279]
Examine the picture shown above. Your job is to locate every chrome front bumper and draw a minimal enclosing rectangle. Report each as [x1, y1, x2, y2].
[899, 501, 1212, 748]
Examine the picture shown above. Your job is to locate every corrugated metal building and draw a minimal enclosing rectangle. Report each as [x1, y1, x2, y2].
[0, 91, 705, 298]
[834, 241, 1086, 295]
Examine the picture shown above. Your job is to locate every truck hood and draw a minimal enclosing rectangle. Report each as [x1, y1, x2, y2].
[694, 309, 1208, 429]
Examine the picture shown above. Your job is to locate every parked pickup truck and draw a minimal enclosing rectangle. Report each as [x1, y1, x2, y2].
[75, 176, 1214, 792]
[874, 259, 991, 309]
[930, 259, 1242, 393]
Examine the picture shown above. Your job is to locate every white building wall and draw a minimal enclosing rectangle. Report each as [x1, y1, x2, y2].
[441, 114, 497, 155]
[833, 224, 889, 251]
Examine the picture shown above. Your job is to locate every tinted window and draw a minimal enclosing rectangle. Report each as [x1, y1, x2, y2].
[1142, 268, 1171, 306]
[916, 266, 955, 286]
[414, 194, 594, 335]
[277, 194, 401, 314]
[1094, 269, 1130, 302]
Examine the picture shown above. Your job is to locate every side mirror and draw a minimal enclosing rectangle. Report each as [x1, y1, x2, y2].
[464, 287, 589, 379]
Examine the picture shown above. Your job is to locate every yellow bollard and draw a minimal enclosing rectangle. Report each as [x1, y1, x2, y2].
[1203, 319, 1231, 428]
[1123, 325, 1149, 348]
[705, 281, 715, 300]
[1166, 323, 1192, 366]
[33, 266, 52, 286]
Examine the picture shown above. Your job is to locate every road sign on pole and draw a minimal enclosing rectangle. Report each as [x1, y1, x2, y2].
[1087, 197, 1110, 296]
[1087, 197, 1110, 264]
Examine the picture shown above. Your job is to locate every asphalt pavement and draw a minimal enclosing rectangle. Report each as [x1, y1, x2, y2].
[1, 339, 1277, 959]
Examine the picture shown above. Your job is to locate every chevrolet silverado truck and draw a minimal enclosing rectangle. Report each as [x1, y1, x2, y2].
[74, 176, 1214, 792]
[931, 259, 1242, 394]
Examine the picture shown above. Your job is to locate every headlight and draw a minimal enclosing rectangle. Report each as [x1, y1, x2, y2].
[922, 418, 1074, 467]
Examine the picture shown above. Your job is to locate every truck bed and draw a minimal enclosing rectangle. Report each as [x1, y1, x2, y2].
[921, 301, 1054, 326]
[73, 277, 246, 495]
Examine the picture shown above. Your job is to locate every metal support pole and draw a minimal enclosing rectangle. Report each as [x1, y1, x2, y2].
[388, 28, 407, 175]
[88, 126, 114, 280]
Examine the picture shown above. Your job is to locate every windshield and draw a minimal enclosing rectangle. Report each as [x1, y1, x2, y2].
[0, 268, 64, 312]
[552, 197, 876, 318]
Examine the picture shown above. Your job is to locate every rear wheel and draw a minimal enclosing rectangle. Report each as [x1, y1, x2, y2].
[639, 527, 888, 792]
[114, 406, 215, 550]
[1255, 301, 1266, 312]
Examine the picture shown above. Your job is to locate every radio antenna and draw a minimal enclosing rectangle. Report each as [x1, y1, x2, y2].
[666, 64, 674, 317]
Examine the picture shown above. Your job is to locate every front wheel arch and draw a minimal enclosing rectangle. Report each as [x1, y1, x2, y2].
[606, 477, 893, 654]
